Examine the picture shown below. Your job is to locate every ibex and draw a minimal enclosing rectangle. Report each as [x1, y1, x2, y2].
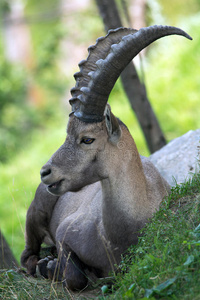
[21, 25, 191, 290]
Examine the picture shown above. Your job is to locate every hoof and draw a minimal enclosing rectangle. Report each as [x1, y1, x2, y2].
[47, 258, 63, 281]
[64, 274, 88, 291]
[26, 255, 39, 276]
[37, 256, 54, 278]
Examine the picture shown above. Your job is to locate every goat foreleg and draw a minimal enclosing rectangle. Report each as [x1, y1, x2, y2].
[37, 240, 88, 290]
[21, 183, 58, 276]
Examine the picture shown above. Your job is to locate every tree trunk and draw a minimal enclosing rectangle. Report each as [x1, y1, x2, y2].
[95, 0, 166, 153]
[0, 231, 18, 269]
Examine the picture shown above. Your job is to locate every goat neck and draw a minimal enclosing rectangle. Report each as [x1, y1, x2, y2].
[100, 123, 148, 247]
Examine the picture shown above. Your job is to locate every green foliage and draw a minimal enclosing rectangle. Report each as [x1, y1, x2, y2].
[0, 4, 67, 163]
[107, 12, 200, 155]
[0, 0, 10, 16]
[0, 63, 26, 113]
[105, 172, 200, 299]
[0, 169, 199, 299]
[0, 269, 68, 299]
[146, 13, 200, 142]
[0, 57, 64, 163]
[0, 60, 28, 162]
[0, 1, 200, 298]
[33, 23, 67, 95]
[157, 0, 200, 23]
[0, 124, 65, 261]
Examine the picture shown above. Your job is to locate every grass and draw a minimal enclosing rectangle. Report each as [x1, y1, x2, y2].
[0, 12, 200, 271]
[0, 121, 66, 262]
[0, 269, 70, 299]
[0, 6, 200, 299]
[0, 168, 199, 299]
[103, 170, 200, 299]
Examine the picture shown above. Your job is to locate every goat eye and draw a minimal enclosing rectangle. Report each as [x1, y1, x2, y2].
[81, 138, 95, 144]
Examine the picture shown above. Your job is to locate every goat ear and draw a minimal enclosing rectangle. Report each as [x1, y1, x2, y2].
[104, 104, 121, 144]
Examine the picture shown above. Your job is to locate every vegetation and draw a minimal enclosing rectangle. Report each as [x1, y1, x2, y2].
[0, 0, 199, 298]
[105, 169, 200, 299]
[0, 125, 65, 261]
[0, 56, 65, 163]
[0, 60, 27, 162]
[0, 0, 67, 163]
[145, 13, 200, 142]
[0, 0, 199, 261]
[0, 165, 199, 299]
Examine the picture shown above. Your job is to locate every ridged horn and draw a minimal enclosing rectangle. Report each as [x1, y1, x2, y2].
[69, 25, 192, 123]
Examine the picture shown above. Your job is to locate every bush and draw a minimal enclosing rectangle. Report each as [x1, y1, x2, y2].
[0, 23, 66, 162]
[0, 60, 28, 162]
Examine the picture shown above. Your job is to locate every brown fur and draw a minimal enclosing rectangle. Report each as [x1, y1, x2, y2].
[21, 107, 170, 290]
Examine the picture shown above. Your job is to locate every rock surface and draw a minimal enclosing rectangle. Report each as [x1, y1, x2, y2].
[149, 129, 200, 186]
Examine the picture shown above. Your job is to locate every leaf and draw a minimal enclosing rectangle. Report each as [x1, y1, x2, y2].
[6, 270, 14, 280]
[183, 255, 194, 266]
[145, 254, 162, 266]
[144, 288, 154, 298]
[141, 297, 156, 300]
[101, 285, 109, 294]
[144, 277, 177, 298]
[128, 283, 136, 292]
[194, 223, 200, 233]
[0, 284, 8, 289]
[123, 283, 136, 297]
[153, 277, 177, 294]
[190, 224, 200, 240]
[193, 224, 200, 238]
[5, 270, 20, 282]
[191, 240, 200, 246]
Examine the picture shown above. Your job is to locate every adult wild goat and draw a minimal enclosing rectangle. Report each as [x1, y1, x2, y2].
[21, 25, 191, 290]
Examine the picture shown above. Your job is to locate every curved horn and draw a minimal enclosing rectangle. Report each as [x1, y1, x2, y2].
[69, 25, 192, 123]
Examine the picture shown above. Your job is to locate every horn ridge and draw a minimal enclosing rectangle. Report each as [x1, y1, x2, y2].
[75, 27, 138, 85]
[70, 27, 137, 116]
[70, 25, 192, 122]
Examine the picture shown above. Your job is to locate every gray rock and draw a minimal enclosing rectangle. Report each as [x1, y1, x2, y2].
[149, 129, 200, 186]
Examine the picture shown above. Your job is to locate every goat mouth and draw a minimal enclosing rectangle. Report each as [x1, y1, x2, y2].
[47, 179, 64, 194]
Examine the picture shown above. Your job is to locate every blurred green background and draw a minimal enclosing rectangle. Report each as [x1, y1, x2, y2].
[0, 0, 200, 262]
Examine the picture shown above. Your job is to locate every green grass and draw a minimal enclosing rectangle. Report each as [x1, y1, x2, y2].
[0, 270, 70, 299]
[0, 168, 199, 299]
[103, 171, 200, 299]
[1, 11, 200, 265]
[0, 8, 200, 299]
[0, 121, 66, 263]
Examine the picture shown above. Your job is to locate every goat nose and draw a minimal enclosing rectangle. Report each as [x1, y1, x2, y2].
[40, 166, 51, 178]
